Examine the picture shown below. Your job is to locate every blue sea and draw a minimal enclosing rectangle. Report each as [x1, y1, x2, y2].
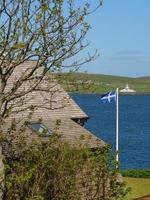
[71, 94, 150, 170]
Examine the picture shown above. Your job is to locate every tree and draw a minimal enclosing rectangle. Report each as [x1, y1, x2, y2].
[0, 1, 130, 199]
[0, 0, 102, 119]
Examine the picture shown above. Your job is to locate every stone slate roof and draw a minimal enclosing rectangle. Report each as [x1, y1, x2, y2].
[41, 118, 105, 148]
[4, 60, 105, 148]
[5, 60, 88, 120]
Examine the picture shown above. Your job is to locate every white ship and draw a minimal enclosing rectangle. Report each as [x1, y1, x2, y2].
[120, 83, 136, 93]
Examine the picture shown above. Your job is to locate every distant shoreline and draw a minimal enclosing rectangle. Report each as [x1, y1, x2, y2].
[118, 92, 150, 96]
[71, 91, 150, 95]
[60, 72, 150, 94]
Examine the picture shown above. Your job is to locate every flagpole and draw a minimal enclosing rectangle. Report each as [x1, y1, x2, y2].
[116, 88, 119, 168]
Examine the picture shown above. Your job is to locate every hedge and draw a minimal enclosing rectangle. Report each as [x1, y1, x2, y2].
[121, 169, 150, 178]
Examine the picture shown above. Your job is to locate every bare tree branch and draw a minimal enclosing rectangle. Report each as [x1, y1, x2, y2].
[0, 0, 102, 119]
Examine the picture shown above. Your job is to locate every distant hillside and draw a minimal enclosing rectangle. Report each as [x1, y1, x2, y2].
[136, 76, 150, 83]
[56, 73, 150, 93]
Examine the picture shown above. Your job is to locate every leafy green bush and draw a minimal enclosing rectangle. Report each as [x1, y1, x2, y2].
[0, 123, 129, 200]
[121, 169, 150, 178]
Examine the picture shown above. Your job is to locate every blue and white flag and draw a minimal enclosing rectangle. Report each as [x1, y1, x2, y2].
[100, 91, 116, 103]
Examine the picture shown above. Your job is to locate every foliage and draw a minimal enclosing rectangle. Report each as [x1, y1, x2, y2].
[0, 125, 129, 200]
[122, 169, 150, 179]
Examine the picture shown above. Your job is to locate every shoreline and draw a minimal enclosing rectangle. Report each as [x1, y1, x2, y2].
[70, 91, 150, 95]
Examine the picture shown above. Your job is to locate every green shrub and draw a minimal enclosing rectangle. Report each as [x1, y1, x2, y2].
[121, 169, 150, 178]
[0, 125, 129, 200]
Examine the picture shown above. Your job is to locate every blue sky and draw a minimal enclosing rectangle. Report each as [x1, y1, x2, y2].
[79, 0, 150, 77]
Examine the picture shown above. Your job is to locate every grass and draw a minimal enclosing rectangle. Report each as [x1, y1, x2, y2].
[123, 177, 150, 200]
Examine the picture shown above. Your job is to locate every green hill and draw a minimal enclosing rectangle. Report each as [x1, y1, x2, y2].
[136, 76, 150, 83]
[56, 73, 150, 93]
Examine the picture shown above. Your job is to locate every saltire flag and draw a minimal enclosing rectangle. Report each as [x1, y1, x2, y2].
[100, 91, 116, 103]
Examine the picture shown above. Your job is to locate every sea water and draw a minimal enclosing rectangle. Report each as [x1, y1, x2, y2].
[71, 94, 150, 170]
